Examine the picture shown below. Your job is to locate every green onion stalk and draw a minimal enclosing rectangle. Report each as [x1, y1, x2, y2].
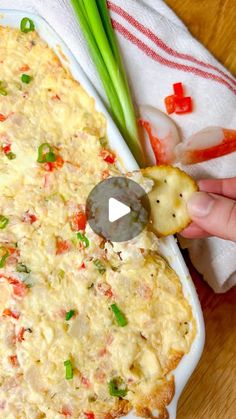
[70, 0, 143, 166]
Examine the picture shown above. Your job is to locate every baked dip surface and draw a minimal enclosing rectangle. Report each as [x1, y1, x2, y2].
[0, 25, 195, 418]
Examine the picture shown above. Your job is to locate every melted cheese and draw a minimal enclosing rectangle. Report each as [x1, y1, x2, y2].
[0, 25, 195, 418]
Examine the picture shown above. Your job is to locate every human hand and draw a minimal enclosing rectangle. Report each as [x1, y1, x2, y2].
[181, 177, 236, 242]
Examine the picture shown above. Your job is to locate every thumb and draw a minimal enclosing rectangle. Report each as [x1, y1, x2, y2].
[187, 192, 236, 241]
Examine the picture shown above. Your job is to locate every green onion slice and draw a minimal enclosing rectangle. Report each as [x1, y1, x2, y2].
[0, 87, 7, 96]
[58, 269, 65, 280]
[16, 263, 30, 273]
[70, 0, 125, 134]
[108, 378, 127, 398]
[21, 74, 32, 84]
[0, 248, 10, 268]
[77, 232, 89, 248]
[93, 259, 106, 274]
[0, 215, 9, 229]
[110, 303, 128, 327]
[37, 143, 56, 163]
[99, 137, 108, 147]
[20, 17, 35, 33]
[65, 310, 75, 321]
[71, 0, 143, 166]
[64, 359, 73, 380]
[6, 152, 16, 160]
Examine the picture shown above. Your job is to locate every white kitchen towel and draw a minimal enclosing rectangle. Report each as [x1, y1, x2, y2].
[1, 0, 236, 292]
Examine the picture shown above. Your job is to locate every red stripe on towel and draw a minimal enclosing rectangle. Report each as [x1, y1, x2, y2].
[108, 1, 236, 89]
[112, 19, 236, 95]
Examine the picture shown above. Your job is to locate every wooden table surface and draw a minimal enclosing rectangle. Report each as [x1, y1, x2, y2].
[165, 0, 236, 76]
[164, 1, 236, 418]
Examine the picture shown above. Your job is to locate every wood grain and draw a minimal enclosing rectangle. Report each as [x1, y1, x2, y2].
[161, 3, 236, 417]
[165, 0, 236, 76]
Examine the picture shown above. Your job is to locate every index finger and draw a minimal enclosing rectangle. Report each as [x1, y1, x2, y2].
[198, 177, 236, 199]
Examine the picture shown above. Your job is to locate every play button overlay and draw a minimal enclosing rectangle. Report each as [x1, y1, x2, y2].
[108, 198, 130, 222]
[86, 177, 150, 242]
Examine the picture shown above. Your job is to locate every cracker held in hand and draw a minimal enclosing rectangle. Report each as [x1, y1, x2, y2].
[142, 165, 198, 236]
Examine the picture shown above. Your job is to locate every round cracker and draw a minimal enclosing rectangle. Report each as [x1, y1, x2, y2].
[141, 165, 198, 236]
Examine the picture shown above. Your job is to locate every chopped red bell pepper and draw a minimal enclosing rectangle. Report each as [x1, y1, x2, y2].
[70, 212, 87, 232]
[44, 155, 64, 172]
[8, 355, 19, 367]
[23, 211, 37, 224]
[84, 413, 95, 419]
[17, 327, 25, 342]
[44, 162, 54, 172]
[2, 144, 11, 154]
[173, 82, 184, 97]
[19, 64, 30, 72]
[100, 149, 116, 164]
[164, 83, 192, 115]
[0, 114, 7, 122]
[9, 279, 28, 298]
[2, 308, 20, 320]
[79, 262, 86, 270]
[7, 247, 20, 257]
[175, 96, 192, 114]
[61, 406, 72, 416]
[56, 238, 71, 255]
[55, 155, 64, 169]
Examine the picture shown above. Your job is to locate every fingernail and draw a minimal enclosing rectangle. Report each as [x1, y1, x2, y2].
[187, 192, 214, 217]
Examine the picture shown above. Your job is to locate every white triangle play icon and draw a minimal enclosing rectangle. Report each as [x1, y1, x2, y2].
[108, 197, 131, 223]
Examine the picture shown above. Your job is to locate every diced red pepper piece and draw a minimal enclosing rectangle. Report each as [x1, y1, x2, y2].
[17, 327, 25, 342]
[100, 149, 116, 164]
[164, 95, 176, 114]
[19, 64, 30, 72]
[44, 162, 54, 172]
[165, 83, 193, 115]
[23, 211, 37, 224]
[7, 247, 20, 257]
[61, 406, 72, 416]
[175, 96, 192, 114]
[56, 238, 71, 255]
[8, 278, 27, 298]
[2, 144, 11, 154]
[70, 212, 87, 232]
[84, 413, 95, 419]
[55, 155, 64, 169]
[105, 288, 113, 298]
[79, 262, 86, 270]
[13, 282, 27, 297]
[8, 355, 19, 367]
[173, 82, 184, 97]
[44, 155, 64, 172]
[0, 114, 7, 122]
[2, 308, 20, 320]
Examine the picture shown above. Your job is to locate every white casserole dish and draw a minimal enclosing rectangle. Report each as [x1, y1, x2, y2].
[0, 10, 205, 419]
